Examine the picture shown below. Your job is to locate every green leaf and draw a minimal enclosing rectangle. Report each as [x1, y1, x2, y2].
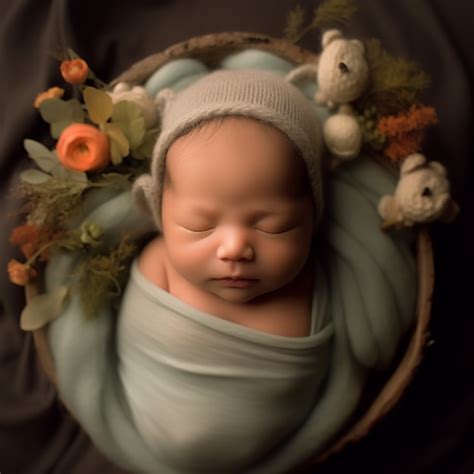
[20, 286, 69, 331]
[284, 4, 306, 42]
[51, 120, 73, 139]
[67, 48, 81, 60]
[39, 98, 85, 125]
[69, 99, 86, 122]
[131, 128, 159, 160]
[66, 169, 88, 183]
[84, 87, 113, 125]
[23, 139, 58, 172]
[20, 169, 51, 184]
[104, 123, 130, 165]
[111, 101, 146, 150]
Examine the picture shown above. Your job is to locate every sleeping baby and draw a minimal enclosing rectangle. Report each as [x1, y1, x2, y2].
[118, 70, 333, 470]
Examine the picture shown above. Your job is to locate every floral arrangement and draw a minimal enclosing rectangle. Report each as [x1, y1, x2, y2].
[8, 51, 160, 328]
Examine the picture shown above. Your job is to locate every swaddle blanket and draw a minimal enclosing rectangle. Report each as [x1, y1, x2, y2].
[44, 51, 417, 473]
[118, 261, 332, 470]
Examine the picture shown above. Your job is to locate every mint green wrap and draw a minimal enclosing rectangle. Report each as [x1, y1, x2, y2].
[44, 52, 417, 473]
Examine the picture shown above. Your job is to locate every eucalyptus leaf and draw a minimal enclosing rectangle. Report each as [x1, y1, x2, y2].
[24, 139, 53, 159]
[104, 122, 130, 165]
[111, 101, 146, 149]
[110, 141, 124, 165]
[69, 99, 86, 122]
[39, 99, 69, 124]
[20, 169, 51, 184]
[20, 286, 69, 331]
[84, 87, 113, 125]
[65, 169, 88, 183]
[23, 139, 58, 172]
[39, 98, 85, 125]
[51, 120, 73, 139]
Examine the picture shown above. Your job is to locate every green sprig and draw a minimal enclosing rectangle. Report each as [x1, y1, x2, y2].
[284, 0, 357, 43]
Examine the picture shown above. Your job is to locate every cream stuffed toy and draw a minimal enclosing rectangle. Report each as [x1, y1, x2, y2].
[286, 29, 369, 109]
[286, 29, 369, 163]
[378, 153, 459, 229]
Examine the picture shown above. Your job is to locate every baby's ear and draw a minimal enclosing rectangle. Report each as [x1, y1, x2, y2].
[132, 174, 158, 223]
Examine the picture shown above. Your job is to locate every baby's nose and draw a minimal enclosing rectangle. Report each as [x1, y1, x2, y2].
[216, 228, 254, 262]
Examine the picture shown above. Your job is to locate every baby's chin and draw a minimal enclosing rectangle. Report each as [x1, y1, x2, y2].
[208, 283, 280, 305]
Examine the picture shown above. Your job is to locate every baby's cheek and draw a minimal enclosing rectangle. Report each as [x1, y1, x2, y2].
[260, 236, 311, 277]
[167, 237, 213, 279]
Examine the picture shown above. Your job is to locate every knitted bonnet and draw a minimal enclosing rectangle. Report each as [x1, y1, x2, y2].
[133, 69, 324, 229]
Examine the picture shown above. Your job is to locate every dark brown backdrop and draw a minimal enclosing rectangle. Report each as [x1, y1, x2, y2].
[1, 1, 473, 473]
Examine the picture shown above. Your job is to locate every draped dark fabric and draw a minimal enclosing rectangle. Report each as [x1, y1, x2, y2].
[0, 1, 472, 472]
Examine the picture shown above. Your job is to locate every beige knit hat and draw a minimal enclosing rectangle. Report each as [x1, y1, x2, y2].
[133, 69, 324, 229]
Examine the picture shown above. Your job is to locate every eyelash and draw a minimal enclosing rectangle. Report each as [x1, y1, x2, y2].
[179, 226, 293, 235]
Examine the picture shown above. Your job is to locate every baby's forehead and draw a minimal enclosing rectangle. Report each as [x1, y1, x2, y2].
[164, 116, 309, 195]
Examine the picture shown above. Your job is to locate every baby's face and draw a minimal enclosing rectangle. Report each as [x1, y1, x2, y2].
[161, 117, 314, 304]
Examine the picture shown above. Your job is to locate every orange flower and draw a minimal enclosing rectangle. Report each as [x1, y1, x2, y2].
[60, 59, 89, 84]
[34, 86, 65, 108]
[56, 123, 110, 172]
[7, 259, 38, 286]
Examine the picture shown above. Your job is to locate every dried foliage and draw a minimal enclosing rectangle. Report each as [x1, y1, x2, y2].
[284, 0, 357, 43]
[77, 235, 137, 318]
[378, 105, 438, 161]
[18, 179, 88, 229]
[357, 39, 431, 115]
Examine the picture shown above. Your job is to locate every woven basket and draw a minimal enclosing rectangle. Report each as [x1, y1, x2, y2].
[30, 32, 434, 466]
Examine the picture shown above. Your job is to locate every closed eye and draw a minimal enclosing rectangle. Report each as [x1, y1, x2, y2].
[178, 225, 215, 233]
[256, 226, 296, 235]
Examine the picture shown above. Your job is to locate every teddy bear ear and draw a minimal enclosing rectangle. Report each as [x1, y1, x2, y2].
[427, 161, 447, 177]
[322, 29, 342, 48]
[400, 153, 427, 175]
[350, 39, 365, 54]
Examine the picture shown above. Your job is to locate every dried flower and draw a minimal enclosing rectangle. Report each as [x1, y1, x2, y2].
[56, 123, 110, 172]
[378, 105, 438, 161]
[9, 223, 52, 260]
[34, 87, 65, 108]
[60, 59, 89, 85]
[7, 259, 37, 286]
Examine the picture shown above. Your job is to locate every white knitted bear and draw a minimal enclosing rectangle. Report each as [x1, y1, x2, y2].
[287, 29, 369, 109]
[108, 82, 158, 128]
[378, 153, 459, 229]
[316, 29, 369, 108]
[286, 30, 369, 163]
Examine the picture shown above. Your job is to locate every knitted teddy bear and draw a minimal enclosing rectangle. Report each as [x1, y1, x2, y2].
[286, 29, 369, 163]
[378, 153, 459, 229]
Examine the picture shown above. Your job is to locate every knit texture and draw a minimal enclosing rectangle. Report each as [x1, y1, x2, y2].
[133, 69, 323, 230]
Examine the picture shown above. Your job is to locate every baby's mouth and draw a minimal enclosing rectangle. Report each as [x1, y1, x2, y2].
[215, 277, 258, 288]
